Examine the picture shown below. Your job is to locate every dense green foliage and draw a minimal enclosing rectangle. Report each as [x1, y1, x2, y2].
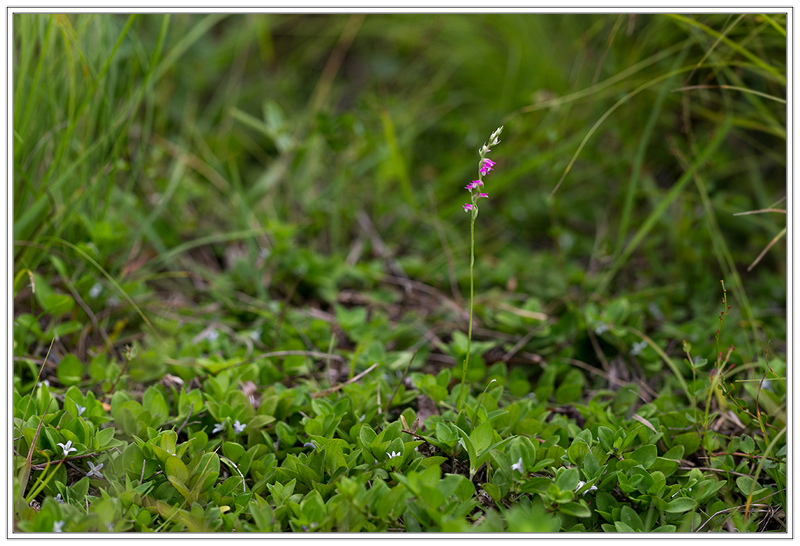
[13, 13, 786, 533]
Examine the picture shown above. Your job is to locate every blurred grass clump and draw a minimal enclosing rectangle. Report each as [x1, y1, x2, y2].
[13, 13, 786, 533]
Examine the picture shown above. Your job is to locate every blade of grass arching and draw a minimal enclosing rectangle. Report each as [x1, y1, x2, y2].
[682, 14, 743, 85]
[667, 14, 785, 84]
[616, 45, 690, 253]
[42, 237, 164, 344]
[549, 62, 709, 200]
[760, 14, 786, 37]
[506, 39, 692, 121]
[746, 227, 786, 272]
[43, 15, 136, 187]
[670, 144, 758, 359]
[672, 85, 785, 104]
[120, 14, 171, 202]
[18, 15, 55, 139]
[624, 326, 691, 401]
[13, 15, 35, 131]
[688, 104, 785, 139]
[596, 118, 733, 294]
[706, 47, 786, 136]
[54, 15, 80, 124]
[149, 228, 271, 271]
[153, 14, 228, 82]
[743, 426, 785, 523]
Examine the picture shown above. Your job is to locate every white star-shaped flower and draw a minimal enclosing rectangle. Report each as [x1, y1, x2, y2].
[55, 493, 64, 504]
[89, 283, 103, 298]
[511, 457, 524, 474]
[53, 521, 64, 532]
[631, 341, 647, 356]
[76, 405, 86, 416]
[386, 451, 401, 460]
[233, 420, 246, 434]
[212, 422, 225, 434]
[86, 461, 104, 479]
[575, 480, 598, 495]
[56, 440, 77, 458]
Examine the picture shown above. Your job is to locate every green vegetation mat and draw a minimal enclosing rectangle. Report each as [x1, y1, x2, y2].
[13, 13, 786, 533]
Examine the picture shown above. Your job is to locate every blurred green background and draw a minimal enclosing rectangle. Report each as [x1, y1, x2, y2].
[13, 13, 786, 378]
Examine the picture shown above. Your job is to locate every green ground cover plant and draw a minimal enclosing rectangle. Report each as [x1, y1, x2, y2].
[13, 13, 786, 533]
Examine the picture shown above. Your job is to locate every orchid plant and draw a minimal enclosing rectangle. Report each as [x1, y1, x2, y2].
[457, 126, 503, 411]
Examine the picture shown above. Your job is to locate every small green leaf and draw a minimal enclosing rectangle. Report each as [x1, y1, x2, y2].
[57, 354, 83, 386]
[739, 435, 755, 454]
[614, 521, 637, 533]
[629, 444, 657, 469]
[559, 501, 591, 518]
[666, 497, 698, 513]
[620, 505, 643, 531]
[555, 467, 580, 492]
[222, 441, 245, 463]
[165, 455, 189, 484]
[582, 451, 600, 479]
[470, 421, 494, 454]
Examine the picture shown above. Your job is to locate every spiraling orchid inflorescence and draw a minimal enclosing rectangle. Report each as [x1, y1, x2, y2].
[463, 126, 502, 214]
[457, 126, 503, 412]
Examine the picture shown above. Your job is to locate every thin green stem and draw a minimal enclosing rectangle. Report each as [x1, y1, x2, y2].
[458, 210, 475, 412]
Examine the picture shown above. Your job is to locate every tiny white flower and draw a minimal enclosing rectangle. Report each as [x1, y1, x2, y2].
[575, 480, 598, 496]
[107, 523, 114, 532]
[107, 295, 121, 307]
[594, 323, 609, 335]
[89, 283, 103, 299]
[56, 440, 77, 458]
[76, 405, 86, 416]
[53, 520, 64, 533]
[304, 442, 315, 449]
[647, 301, 664, 320]
[37, 379, 50, 388]
[631, 341, 647, 356]
[249, 394, 256, 406]
[761, 380, 773, 392]
[212, 422, 225, 434]
[233, 420, 246, 434]
[206, 329, 219, 342]
[359, 414, 366, 422]
[511, 457, 524, 474]
[249, 328, 262, 341]
[86, 461, 104, 479]
[55, 493, 64, 504]
[386, 451, 401, 460]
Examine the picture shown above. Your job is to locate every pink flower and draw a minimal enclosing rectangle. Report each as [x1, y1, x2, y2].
[463, 203, 473, 212]
[465, 180, 483, 191]
[480, 158, 496, 176]
[477, 193, 488, 199]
